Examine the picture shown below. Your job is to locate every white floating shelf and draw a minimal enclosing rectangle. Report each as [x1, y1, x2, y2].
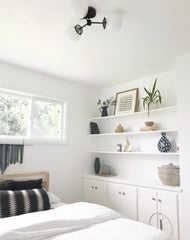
[90, 151, 179, 156]
[89, 106, 177, 121]
[90, 129, 178, 137]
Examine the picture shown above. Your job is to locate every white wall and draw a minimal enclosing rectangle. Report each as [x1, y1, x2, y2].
[99, 70, 176, 113]
[0, 61, 98, 203]
[176, 53, 190, 240]
[92, 70, 178, 183]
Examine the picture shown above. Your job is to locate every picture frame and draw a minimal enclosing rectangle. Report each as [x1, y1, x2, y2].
[114, 88, 138, 115]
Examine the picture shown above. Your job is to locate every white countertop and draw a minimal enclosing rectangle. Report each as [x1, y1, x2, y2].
[83, 174, 182, 193]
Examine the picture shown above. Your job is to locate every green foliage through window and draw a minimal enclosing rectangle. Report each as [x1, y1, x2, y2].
[33, 100, 62, 138]
[0, 94, 29, 136]
[0, 91, 64, 140]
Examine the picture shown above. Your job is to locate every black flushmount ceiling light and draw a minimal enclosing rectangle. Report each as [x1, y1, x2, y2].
[67, 0, 122, 41]
[74, 7, 107, 35]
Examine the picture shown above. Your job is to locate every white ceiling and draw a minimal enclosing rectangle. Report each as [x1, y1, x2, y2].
[0, 0, 190, 87]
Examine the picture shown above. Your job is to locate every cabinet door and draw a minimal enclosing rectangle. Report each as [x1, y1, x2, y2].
[83, 179, 107, 206]
[157, 191, 179, 240]
[107, 183, 138, 220]
[138, 188, 158, 227]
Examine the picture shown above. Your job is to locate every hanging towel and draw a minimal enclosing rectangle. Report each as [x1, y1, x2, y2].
[0, 144, 24, 174]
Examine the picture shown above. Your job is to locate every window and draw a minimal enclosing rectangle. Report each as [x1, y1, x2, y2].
[32, 99, 62, 138]
[0, 90, 66, 143]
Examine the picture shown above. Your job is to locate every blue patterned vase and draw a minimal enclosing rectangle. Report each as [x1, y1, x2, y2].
[158, 132, 171, 152]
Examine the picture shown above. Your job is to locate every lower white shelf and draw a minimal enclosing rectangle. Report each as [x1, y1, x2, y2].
[83, 174, 182, 193]
[90, 151, 179, 156]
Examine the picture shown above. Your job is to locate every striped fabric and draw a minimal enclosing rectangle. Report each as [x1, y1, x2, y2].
[0, 188, 50, 218]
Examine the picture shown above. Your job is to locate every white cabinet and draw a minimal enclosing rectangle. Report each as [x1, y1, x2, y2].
[157, 191, 179, 239]
[138, 188, 179, 240]
[83, 177, 180, 240]
[107, 183, 138, 220]
[83, 179, 107, 206]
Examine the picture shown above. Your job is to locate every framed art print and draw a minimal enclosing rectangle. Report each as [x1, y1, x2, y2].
[114, 88, 138, 115]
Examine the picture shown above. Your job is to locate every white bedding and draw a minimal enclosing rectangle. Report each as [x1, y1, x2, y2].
[0, 202, 174, 240]
[51, 202, 66, 209]
[50, 218, 174, 240]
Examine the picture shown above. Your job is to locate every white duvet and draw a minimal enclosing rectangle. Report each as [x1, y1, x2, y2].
[0, 202, 174, 240]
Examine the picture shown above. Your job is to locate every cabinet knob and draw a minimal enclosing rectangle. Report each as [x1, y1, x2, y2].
[118, 191, 121, 194]
[95, 186, 98, 190]
[122, 192, 126, 195]
[91, 186, 94, 189]
[158, 199, 162, 202]
[152, 197, 156, 201]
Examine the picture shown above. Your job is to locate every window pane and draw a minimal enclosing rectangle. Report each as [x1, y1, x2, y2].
[32, 100, 62, 138]
[0, 93, 29, 136]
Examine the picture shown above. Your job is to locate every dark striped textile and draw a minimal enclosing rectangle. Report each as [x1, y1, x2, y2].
[0, 144, 24, 174]
[0, 188, 50, 218]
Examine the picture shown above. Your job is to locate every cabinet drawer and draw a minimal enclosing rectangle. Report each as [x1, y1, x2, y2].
[83, 179, 107, 206]
[107, 183, 138, 220]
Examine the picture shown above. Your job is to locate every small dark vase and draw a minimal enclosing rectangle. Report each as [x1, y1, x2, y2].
[100, 106, 108, 117]
[94, 158, 100, 174]
[158, 132, 171, 152]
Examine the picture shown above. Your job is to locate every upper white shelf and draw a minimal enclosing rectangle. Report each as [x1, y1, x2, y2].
[89, 106, 177, 121]
[89, 151, 179, 156]
[90, 129, 178, 137]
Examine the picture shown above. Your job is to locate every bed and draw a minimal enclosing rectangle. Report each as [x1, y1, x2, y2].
[0, 172, 174, 240]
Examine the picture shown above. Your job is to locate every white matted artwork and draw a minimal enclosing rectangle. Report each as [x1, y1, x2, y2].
[114, 88, 138, 115]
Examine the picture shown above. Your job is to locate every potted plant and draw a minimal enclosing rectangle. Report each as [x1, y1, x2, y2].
[97, 97, 116, 117]
[142, 78, 162, 126]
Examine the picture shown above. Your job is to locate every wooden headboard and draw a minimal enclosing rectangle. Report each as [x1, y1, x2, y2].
[0, 172, 49, 190]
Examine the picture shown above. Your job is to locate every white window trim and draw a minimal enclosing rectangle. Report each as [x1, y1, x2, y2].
[0, 88, 68, 145]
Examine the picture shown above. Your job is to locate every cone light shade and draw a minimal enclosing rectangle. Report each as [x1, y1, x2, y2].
[70, 0, 88, 19]
[66, 25, 81, 41]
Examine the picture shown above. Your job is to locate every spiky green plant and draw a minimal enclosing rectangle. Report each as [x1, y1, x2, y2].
[142, 78, 162, 117]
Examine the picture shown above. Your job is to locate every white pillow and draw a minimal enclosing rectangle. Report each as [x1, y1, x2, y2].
[47, 191, 61, 204]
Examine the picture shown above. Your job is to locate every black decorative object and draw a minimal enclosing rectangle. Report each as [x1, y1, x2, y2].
[90, 122, 100, 134]
[100, 106, 108, 117]
[158, 132, 171, 152]
[94, 157, 100, 174]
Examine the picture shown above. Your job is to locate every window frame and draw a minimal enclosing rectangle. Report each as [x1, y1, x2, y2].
[0, 89, 68, 145]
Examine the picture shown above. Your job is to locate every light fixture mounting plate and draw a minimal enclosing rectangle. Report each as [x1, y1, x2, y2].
[102, 17, 107, 29]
